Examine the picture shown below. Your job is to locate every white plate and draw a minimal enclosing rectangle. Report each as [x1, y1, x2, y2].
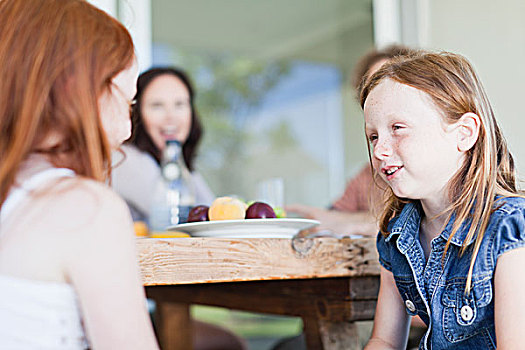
[168, 218, 320, 238]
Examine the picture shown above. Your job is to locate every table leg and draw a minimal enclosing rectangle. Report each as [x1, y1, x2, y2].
[154, 301, 193, 350]
[302, 317, 323, 349]
[303, 317, 361, 350]
[146, 277, 378, 350]
[319, 320, 360, 350]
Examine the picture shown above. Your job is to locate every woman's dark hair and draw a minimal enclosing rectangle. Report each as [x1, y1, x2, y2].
[128, 67, 203, 171]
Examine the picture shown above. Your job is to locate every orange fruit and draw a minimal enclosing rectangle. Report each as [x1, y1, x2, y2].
[208, 196, 246, 221]
[150, 231, 190, 238]
[134, 221, 149, 237]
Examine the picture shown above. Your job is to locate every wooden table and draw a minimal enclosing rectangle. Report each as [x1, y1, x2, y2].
[137, 237, 380, 350]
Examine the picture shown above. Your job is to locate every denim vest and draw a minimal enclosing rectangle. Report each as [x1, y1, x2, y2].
[377, 197, 525, 349]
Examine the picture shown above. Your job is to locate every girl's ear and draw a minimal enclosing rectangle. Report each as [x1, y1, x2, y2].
[456, 112, 481, 152]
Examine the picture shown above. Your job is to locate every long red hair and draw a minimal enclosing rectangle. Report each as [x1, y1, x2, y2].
[360, 51, 520, 292]
[0, 0, 135, 207]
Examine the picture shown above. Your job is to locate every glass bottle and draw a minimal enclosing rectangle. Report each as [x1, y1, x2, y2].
[148, 140, 195, 233]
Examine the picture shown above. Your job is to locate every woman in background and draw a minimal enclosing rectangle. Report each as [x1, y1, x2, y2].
[0, 0, 158, 348]
[112, 67, 245, 350]
[112, 67, 214, 222]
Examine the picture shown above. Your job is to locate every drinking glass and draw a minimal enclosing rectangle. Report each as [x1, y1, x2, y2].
[256, 177, 284, 208]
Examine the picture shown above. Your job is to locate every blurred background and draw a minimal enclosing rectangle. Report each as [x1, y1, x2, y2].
[90, 0, 525, 348]
[91, 0, 525, 207]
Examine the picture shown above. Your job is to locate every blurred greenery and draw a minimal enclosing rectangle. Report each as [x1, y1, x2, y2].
[191, 305, 302, 338]
[174, 51, 291, 123]
[165, 50, 322, 201]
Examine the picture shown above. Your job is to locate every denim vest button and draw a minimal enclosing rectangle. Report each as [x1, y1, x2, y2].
[460, 305, 474, 322]
[405, 299, 416, 312]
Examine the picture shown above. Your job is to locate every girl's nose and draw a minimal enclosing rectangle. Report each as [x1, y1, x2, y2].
[373, 137, 392, 160]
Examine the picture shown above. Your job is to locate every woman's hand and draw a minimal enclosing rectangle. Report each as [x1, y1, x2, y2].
[285, 204, 378, 236]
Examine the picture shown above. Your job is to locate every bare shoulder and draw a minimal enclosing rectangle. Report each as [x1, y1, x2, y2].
[1, 176, 135, 283]
[55, 176, 129, 213]
[17, 176, 133, 240]
[44, 177, 136, 267]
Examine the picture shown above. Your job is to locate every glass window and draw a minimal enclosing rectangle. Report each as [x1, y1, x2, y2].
[151, 0, 374, 207]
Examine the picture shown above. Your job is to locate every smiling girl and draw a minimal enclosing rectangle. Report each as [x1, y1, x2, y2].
[362, 51, 525, 349]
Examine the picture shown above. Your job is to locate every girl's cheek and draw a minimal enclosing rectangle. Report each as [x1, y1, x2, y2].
[393, 136, 410, 153]
[372, 159, 382, 175]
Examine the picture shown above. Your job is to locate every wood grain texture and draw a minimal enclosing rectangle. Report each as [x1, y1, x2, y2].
[146, 277, 379, 322]
[141, 237, 381, 350]
[137, 237, 379, 286]
[147, 277, 379, 350]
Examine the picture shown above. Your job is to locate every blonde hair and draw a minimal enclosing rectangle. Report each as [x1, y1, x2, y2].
[0, 0, 134, 207]
[360, 51, 521, 292]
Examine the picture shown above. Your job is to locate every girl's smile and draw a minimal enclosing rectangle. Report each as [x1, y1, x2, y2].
[381, 165, 403, 180]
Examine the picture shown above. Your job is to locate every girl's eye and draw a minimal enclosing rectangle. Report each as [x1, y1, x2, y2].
[392, 124, 404, 131]
[368, 134, 378, 144]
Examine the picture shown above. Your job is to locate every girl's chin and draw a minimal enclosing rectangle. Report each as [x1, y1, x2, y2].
[391, 188, 410, 199]
[110, 132, 131, 149]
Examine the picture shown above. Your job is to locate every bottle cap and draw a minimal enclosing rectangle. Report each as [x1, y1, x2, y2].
[165, 139, 181, 146]
[163, 140, 182, 167]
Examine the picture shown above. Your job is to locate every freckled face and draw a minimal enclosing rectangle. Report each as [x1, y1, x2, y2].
[140, 74, 192, 151]
[364, 79, 464, 204]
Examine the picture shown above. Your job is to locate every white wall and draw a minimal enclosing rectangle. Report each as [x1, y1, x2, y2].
[88, 0, 152, 71]
[425, 0, 525, 176]
[118, 0, 152, 71]
[88, 0, 116, 17]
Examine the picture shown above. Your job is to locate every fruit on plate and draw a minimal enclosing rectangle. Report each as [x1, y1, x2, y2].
[245, 202, 276, 219]
[208, 196, 247, 221]
[187, 205, 210, 222]
[273, 206, 287, 218]
[150, 231, 190, 238]
[134, 221, 149, 237]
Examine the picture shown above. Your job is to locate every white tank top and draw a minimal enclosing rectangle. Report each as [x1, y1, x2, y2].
[0, 167, 89, 349]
